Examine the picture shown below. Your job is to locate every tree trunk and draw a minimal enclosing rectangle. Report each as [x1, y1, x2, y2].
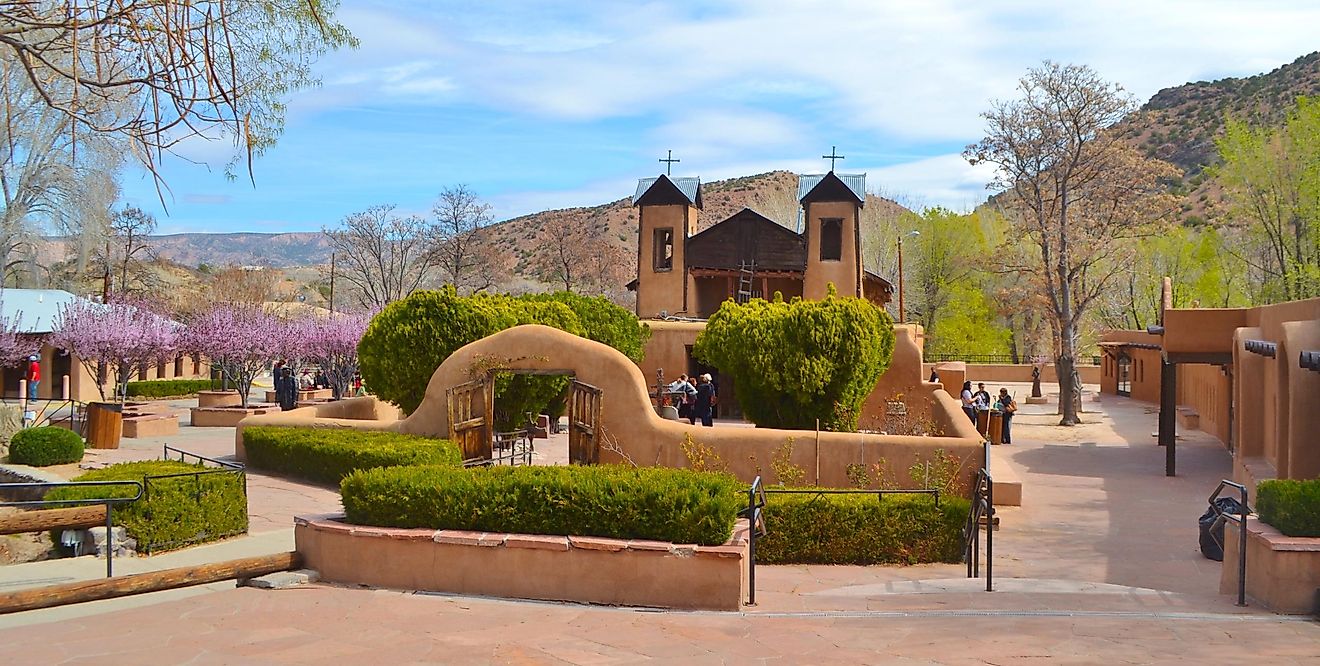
[1055, 345, 1081, 425]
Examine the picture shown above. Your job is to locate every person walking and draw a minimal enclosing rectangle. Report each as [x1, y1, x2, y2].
[960, 381, 976, 423]
[997, 388, 1018, 444]
[692, 374, 716, 427]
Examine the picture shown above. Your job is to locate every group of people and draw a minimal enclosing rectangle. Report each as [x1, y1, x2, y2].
[664, 373, 719, 427]
[272, 360, 365, 411]
[960, 381, 1017, 444]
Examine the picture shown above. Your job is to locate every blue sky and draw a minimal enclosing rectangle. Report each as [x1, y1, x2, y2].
[120, 1, 1320, 234]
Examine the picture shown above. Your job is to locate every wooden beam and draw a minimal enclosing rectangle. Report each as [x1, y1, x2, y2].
[0, 552, 302, 615]
[0, 506, 107, 536]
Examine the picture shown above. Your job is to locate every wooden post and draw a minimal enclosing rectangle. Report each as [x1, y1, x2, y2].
[0, 552, 301, 615]
[1159, 359, 1177, 476]
[62, 374, 70, 401]
[0, 506, 107, 535]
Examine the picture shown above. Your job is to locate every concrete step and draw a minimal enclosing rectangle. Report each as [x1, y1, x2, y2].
[241, 568, 319, 590]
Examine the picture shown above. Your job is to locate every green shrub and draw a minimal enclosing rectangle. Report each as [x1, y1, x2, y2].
[8, 427, 84, 466]
[341, 464, 743, 546]
[125, 379, 214, 398]
[358, 287, 649, 419]
[242, 426, 462, 485]
[1257, 479, 1320, 537]
[755, 492, 969, 565]
[694, 287, 895, 431]
[46, 460, 247, 553]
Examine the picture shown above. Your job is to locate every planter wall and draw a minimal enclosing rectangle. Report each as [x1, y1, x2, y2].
[295, 514, 748, 611]
[1222, 516, 1320, 614]
[197, 390, 242, 408]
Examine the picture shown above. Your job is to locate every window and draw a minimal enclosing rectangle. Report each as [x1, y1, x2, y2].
[820, 218, 842, 261]
[653, 228, 674, 271]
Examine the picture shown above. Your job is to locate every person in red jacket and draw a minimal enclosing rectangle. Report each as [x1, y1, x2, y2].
[25, 354, 39, 401]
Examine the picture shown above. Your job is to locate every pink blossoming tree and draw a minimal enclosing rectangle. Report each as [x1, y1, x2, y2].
[183, 304, 282, 409]
[51, 297, 179, 402]
[293, 312, 370, 399]
[0, 297, 42, 367]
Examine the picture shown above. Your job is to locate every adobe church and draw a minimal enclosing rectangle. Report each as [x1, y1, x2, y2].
[628, 170, 893, 319]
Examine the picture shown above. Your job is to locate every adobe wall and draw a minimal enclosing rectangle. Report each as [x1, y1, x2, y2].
[637, 320, 703, 390]
[930, 363, 1100, 385]
[802, 201, 862, 299]
[1176, 364, 1231, 445]
[636, 203, 697, 318]
[1223, 517, 1320, 614]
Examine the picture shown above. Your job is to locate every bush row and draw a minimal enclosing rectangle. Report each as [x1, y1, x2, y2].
[46, 460, 247, 553]
[341, 464, 744, 546]
[8, 427, 84, 466]
[125, 379, 215, 398]
[1257, 479, 1320, 537]
[242, 426, 462, 486]
[755, 492, 969, 565]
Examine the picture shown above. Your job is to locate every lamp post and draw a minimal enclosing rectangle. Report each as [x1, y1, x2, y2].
[897, 230, 920, 323]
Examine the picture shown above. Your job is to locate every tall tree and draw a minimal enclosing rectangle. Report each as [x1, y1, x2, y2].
[96, 205, 157, 296]
[965, 62, 1177, 424]
[182, 303, 281, 408]
[1216, 97, 1320, 302]
[0, 0, 355, 183]
[51, 296, 178, 401]
[534, 214, 631, 300]
[433, 184, 496, 294]
[323, 205, 441, 309]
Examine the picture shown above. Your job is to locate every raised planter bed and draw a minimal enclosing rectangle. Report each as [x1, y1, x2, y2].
[1222, 516, 1320, 614]
[122, 413, 180, 438]
[197, 390, 242, 408]
[190, 405, 278, 428]
[264, 388, 334, 403]
[295, 514, 749, 611]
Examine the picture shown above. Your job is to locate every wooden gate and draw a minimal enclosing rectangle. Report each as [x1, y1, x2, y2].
[567, 379, 602, 465]
[447, 378, 492, 464]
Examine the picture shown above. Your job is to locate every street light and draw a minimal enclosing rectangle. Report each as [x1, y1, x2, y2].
[897, 230, 920, 323]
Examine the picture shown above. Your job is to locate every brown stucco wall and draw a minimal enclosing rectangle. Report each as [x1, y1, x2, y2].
[636, 203, 697, 318]
[802, 201, 862, 300]
[1223, 517, 1320, 614]
[637, 320, 702, 391]
[929, 363, 1100, 385]
[296, 514, 747, 611]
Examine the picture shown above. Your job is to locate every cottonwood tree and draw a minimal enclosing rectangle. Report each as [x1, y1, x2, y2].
[433, 184, 497, 293]
[51, 296, 178, 401]
[93, 206, 157, 296]
[323, 205, 441, 309]
[965, 62, 1178, 425]
[1216, 97, 1320, 301]
[207, 265, 280, 305]
[0, 0, 355, 183]
[536, 216, 631, 300]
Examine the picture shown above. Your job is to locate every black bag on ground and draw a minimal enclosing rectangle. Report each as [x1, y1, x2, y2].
[1198, 497, 1246, 561]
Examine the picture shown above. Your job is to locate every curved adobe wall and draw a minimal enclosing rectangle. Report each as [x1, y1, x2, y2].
[395, 325, 982, 490]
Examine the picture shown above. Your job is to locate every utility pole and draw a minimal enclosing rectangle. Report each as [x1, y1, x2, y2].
[102, 240, 112, 302]
[329, 252, 336, 313]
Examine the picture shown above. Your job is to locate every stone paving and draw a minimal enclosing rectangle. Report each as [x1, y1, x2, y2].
[2, 387, 1319, 662]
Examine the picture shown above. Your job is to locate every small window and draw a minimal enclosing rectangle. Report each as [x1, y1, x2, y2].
[820, 218, 842, 261]
[654, 228, 674, 271]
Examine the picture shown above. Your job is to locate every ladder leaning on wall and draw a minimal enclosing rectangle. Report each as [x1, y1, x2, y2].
[736, 260, 756, 304]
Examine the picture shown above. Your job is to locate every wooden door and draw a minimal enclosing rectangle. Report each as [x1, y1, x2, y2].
[447, 378, 492, 464]
[567, 379, 602, 465]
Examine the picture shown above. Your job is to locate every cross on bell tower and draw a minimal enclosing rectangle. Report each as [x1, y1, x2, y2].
[822, 146, 845, 171]
[659, 149, 680, 176]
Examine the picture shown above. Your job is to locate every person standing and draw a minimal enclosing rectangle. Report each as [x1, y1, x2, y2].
[973, 383, 992, 411]
[960, 381, 976, 423]
[997, 388, 1017, 444]
[25, 354, 40, 401]
[276, 367, 298, 411]
[692, 374, 716, 427]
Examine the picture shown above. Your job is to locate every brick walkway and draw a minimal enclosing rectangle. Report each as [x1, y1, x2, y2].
[3, 389, 1319, 662]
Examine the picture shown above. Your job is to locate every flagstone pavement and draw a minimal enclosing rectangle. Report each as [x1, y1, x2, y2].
[1, 386, 1318, 663]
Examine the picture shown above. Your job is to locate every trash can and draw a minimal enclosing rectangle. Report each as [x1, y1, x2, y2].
[86, 402, 123, 450]
[1198, 497, 1246, 561]
[988, 411, 1004, 445]
[975, 408, 990, 436]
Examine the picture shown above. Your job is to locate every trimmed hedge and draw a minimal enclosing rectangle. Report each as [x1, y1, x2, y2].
[341, 465, 743, 546]
[242, 426, 463, 486]
[9, 427, 84, 466]
[125, 379, 215, 399]
[1257, 479, 1320, 537]
[46, 460, 247, 553]
[755, 492, 969, 565]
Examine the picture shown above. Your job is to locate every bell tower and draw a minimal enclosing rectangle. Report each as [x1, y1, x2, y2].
[633, 174, 701, 318]
[799, 170, 865, 300]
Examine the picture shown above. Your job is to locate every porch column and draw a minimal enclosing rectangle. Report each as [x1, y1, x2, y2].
[1159, 359, 1177, 476]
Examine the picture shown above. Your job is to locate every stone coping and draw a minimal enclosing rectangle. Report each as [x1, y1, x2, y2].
[1245, 516, 1320, 552]
[294, 513, 750, 556]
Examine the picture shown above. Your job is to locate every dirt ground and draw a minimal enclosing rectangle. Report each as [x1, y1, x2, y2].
[0, 508, 57, 565]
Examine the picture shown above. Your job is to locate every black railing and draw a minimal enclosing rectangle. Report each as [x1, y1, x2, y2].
[0, 397, 89, 436]
[1209, 480, 1250, 607]
[0, 480, 143, 577]
[963, 466, 994, 591]
[138, 446, 248, 553]
[1300, 350, 1320, 372]
[924, 353, 1100, 366]
[490, 430, 535, 466]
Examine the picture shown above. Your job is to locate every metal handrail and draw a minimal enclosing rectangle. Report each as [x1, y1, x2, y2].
[0, 481, 144, 577]
[740, 476, 767, 606]
[1, 397, 90, 436]
[963, 467, 994, 591]
[163, 444, 244, 471]
[1209, 480, 1250, 607]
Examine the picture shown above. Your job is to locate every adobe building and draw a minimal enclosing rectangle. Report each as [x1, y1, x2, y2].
[1098, 294, 1320, 487]
[627, 170, 894, 418]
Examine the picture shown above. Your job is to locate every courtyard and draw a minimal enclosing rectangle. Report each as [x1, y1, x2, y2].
[1, 384, 1316, 663]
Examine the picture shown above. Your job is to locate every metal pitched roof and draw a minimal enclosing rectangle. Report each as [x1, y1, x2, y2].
[0, 289, 86, 334]
[796, 172, 867, 204]
[633, 175, 701, 207]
